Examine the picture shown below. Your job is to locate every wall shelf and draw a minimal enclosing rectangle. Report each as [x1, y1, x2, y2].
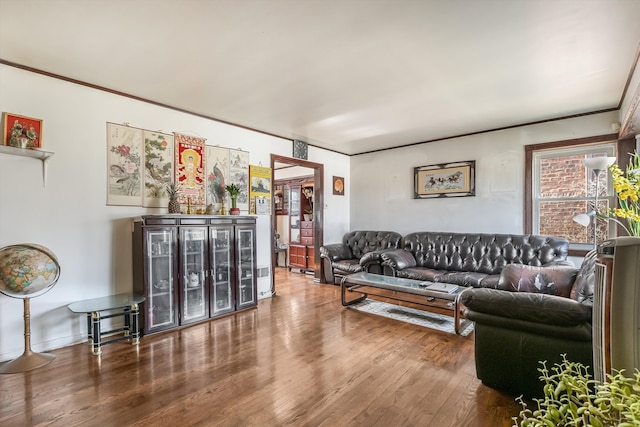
[0, 145, 54, 186]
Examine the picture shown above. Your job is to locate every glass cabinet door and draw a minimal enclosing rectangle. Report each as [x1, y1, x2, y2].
[236, 226, 256, 308]
[289, 185, 301, 243]
[210, 226, 234, 316]
[146, 228, 177, 331]
[180, 227, 208, 323]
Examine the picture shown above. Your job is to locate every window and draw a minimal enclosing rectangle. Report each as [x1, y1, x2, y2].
[526, 136, 619, 253]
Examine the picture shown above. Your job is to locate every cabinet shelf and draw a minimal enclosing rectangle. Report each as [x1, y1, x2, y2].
[0, 145, 54, 186]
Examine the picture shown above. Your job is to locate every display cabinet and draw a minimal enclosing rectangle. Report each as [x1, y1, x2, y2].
[133, 215, 257, 335]
[287, 179, 314, 272]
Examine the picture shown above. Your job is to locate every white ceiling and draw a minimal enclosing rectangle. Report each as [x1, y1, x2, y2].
[1, 0, 639, 155]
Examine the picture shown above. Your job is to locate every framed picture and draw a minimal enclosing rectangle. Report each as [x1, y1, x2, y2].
[249, 165, 272, 215]
[333, 176, 345, 195]
[414, 160, 475, 199]
[3, 113, 43, 148]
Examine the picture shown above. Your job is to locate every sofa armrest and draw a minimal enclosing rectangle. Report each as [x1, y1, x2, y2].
[380, 249, 417, 270]
[359, 249, 396, 268]
[319, 243, 350, 262]
[460, 288, 591, 327]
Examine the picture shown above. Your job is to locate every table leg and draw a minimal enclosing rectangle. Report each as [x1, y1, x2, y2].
[85, 313, 92, 346]
[131, 303, 141, 345]
[91, 311, 102, 355]
[341, 276, 367, 306]
[123, 306, 131, 337]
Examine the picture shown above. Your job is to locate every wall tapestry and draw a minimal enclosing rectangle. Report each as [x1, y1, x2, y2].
[174, 133, 206, 207]
[205, 145, 230, 210]
[229, 148, 249, 212]
[107, 123, 144, 206]
[143, 130, 174, 208]
[414, 160, 476, 199]
[249, 165, 272, 215]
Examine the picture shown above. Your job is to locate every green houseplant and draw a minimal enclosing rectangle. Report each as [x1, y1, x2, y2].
[606, 150, 640, 236]
[513, 355, 640, 427]
[225, 183, 241, 215]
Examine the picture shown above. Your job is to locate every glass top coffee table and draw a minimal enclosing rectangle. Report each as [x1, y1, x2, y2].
[68, 293, 145, 355]
[340, 272, 469, 335]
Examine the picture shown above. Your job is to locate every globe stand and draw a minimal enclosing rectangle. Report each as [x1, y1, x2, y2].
[0, 298, 56, 374]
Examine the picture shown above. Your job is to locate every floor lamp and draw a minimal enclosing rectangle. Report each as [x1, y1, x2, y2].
[573, 156, 616, 250]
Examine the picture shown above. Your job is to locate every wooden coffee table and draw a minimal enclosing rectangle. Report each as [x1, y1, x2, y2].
[340, 272, 470, 335]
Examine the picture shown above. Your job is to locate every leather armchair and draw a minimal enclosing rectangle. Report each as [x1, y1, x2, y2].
[320, 231, 402, 284]
[460, 250, 596, 398]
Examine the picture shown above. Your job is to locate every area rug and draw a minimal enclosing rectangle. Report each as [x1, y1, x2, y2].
[348, 299, 474, 337]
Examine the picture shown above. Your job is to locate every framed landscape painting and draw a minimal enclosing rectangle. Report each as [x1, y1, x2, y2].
[414, 160, 475, 199]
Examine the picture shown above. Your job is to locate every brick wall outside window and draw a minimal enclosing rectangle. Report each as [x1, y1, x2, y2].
[538, 155, 609, 244]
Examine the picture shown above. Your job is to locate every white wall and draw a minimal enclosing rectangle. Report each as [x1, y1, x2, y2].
[350, 111, 619, 235]
[0, 64, 350, 361]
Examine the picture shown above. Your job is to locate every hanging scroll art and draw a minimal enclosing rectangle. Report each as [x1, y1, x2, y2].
[143, 130, 174, 208]
[174, 133, 206, 207]
[229, 148, 249, 212]
[107, 123, 143, 206]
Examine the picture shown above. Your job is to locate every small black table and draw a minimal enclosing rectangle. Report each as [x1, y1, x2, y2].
[67, 293, 145, 355]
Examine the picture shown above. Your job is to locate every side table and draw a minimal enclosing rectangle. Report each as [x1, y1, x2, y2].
[67, 293, 145, 355]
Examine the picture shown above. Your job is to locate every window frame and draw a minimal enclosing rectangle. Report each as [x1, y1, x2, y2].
[524, 133, 628, 256]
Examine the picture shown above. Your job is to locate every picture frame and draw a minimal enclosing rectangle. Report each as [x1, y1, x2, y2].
[249, 165, 272, 215]
[3, 113, 43, 149]
[414, 160, 475, 199]
[333, 176, 345, 195]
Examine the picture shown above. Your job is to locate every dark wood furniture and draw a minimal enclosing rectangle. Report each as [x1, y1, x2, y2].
[132, 215, 257, 335]
[67, 293, 144, 355]
[341, 272, 469, 335]
[286, 178, 315, 272]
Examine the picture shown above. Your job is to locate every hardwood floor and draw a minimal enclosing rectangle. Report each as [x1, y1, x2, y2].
[0, 269, 521, 427]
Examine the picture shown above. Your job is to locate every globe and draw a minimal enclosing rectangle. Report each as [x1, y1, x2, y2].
[0, 244, 60, 299]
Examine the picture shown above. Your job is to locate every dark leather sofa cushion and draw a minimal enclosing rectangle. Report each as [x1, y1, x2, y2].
[571, 249, 597, 304]
[465, 310, 592, 341]
[461, 287, 592, 327]
[497, 264, 579, 298]
[332, 259, 363, 274]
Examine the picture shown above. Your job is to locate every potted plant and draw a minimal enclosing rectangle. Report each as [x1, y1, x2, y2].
[513, 355, 640, 426]
[225, 183, 241, 215]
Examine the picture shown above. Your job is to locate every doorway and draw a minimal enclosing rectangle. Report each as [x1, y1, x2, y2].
[270, 154, 324, 295]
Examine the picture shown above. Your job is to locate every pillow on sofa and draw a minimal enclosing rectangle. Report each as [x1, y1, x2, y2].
[497, 264, 579, 298]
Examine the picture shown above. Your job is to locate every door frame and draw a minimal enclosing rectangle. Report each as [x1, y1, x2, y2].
[270, 154, 324, 295]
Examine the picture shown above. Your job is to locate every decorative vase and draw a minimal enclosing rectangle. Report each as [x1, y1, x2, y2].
[229, 197, 240, 215]
[303, 214, 311, 221]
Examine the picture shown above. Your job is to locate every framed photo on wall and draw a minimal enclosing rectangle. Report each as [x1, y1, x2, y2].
[414, 160, 475, 199]
[3, 112, 43, 149]
[333, 176, 345, 195]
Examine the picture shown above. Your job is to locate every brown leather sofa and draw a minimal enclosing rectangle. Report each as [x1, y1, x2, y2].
[319, 230, 403, 284]
[380, 232, 572, 288]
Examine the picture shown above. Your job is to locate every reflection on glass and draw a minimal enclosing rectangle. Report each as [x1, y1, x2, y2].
[182, 228, 206, 321]
[238, 228, 255, 305]
[211, 227, 232, 315]
[147, 230, 174, 328]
